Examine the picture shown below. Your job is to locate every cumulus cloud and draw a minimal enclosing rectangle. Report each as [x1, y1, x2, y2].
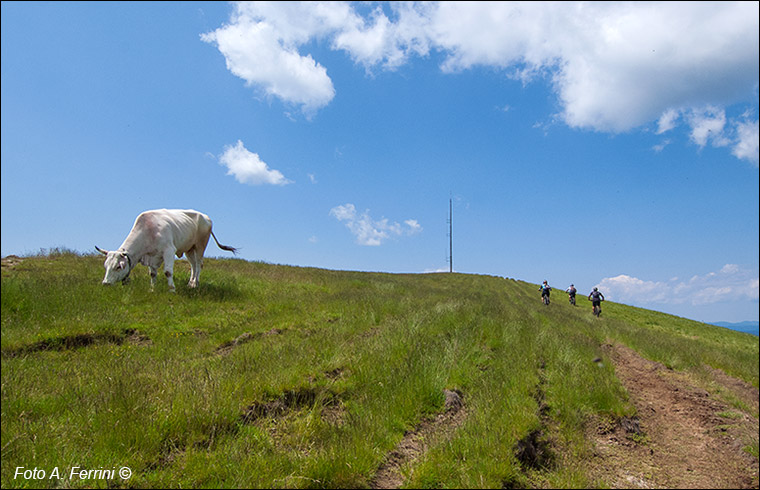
[732, 116, 760, 164]
[687, 106, 730, 148]
[330, 203, 421, 246]
[656, 106, 759, 162]
[204, 2, 758, 160]
[596, 264, 759, 307]
[200, 3, 339, 117]
[404, 219, 422, 234]
[218, 140, 291, 186]
[420, 1, 758, 135]
[656, 109, 680, 135]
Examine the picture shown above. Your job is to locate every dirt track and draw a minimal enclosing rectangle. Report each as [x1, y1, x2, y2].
[590, 343, 759, 489]
[370, 389, 466, 489]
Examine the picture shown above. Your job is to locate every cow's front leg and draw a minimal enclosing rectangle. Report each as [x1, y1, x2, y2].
[148, 266, 158, 290]
[163, 249, 177, 292]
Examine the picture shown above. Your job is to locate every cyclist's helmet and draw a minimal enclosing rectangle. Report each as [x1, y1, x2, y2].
[593, 287, 598, 291]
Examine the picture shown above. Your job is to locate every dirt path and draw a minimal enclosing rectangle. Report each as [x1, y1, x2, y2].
[589, 343, 759, 489]
[370, 389, 466, 489]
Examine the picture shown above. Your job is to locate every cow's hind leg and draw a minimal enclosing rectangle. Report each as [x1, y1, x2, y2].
[186, 247, 201, 288]
[188, 233, 211, 288]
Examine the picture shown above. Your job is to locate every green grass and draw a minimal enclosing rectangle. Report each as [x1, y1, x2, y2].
[2, 254, 758, 488]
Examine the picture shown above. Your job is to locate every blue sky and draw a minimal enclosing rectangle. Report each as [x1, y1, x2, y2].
[2, 1, 758, 324]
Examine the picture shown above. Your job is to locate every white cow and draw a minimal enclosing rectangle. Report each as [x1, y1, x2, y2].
[96, 209, 237, 291]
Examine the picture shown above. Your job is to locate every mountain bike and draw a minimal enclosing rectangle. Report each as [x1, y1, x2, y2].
[593, 304, 602, 317]
[569, 294, 576, 306]
[542, 294, 550, 306]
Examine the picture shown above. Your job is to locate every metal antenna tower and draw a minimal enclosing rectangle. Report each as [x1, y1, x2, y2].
[447, 197, 453, 273]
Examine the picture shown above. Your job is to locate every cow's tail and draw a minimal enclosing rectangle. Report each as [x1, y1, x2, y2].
[210, 230, 238, 255]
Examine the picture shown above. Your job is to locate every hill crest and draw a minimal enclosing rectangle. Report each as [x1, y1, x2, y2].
[2, 254, 758, 488]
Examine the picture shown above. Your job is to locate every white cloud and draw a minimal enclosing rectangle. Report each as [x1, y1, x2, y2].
[681, 107, 759, 163]
[687, 106, 729, 148]
[200, 3, 338, 117]
[218, 140, 291, 186]
[597, 264, 759, 307]
[330, 203, 421, 246]
[656, 109, 680, 135]
[418, 1, 759, 133]
[652, 139, 670, 153]
[332, 2, 433, 70]
[732, 117, 760, 164]
[205, 2, 758, 159]
[332, 6, 399, 68]
[404, 219, 422, 234]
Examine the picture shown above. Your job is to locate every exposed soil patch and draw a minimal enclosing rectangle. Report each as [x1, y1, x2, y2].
[515, 429, 553, 471]
[215, 328, 284, 356]
[146, 387, 343, 473]
[239, 387, 346, 457]
[2, 328, 151, 358]
[124, 328, 152, 346]
[240, 387, 341, 425]
[514, 359, 554, 472]
[324, 367, 346, 380]
[370, 389, 467, 489]
[589, 342, 759, 489]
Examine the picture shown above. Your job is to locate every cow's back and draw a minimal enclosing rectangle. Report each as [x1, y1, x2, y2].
[130, 209, 212, 256]
[164, 209, 212, 254]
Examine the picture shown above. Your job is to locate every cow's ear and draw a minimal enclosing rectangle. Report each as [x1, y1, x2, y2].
[95, 246, 109, 255]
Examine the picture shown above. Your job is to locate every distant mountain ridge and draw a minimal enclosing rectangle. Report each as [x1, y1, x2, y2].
[712, 321, 759, 336]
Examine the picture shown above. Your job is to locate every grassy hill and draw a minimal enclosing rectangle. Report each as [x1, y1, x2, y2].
[2, 252, 758, 488]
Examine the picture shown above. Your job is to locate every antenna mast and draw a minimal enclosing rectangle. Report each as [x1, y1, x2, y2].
[448, 197, 453, 273]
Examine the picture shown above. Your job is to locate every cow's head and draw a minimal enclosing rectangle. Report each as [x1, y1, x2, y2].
[95, 246, 132, 285]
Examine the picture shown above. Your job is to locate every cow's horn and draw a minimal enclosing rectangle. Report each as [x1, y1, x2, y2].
[95, 246, 109, 255]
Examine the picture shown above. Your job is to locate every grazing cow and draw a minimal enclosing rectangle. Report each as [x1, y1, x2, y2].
[96, 209, 237, 291]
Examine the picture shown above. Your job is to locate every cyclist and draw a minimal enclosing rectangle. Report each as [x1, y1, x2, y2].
[566, 284, 577, 305]
[539, 280, 552, 305]
[588, 287, 605, 316]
